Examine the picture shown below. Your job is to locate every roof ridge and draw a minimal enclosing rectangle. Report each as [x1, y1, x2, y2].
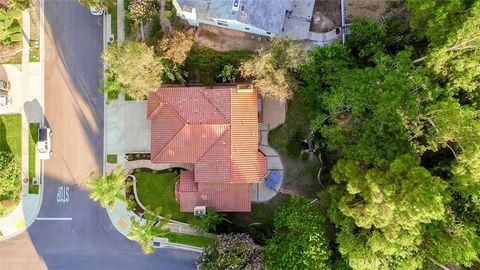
[200, 88, 230, 122]
[151, 104, 187, 163]
[147, 93, 163, 119]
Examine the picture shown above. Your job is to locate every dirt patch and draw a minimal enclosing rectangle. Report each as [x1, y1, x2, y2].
[310, 0, 341, 32]
[0, 44, 21, 63]
[346, 0, 389, 21]
[29, 0, 40, 40]
[194, 25, 271, 52]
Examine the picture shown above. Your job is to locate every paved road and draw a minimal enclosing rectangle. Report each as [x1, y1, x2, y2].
[0, 1, 197, 269]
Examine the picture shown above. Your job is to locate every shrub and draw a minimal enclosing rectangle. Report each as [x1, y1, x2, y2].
[0, 151, 21, 215]
[128, 0, 156, 22]
[165, 10, 173, 18]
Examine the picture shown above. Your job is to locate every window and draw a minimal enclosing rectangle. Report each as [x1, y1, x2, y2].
[266, 31, 271, 35]
[217, 20, 228, 27]
[245, 27, 250, 30]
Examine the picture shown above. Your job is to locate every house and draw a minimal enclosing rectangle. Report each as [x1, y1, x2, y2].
[172, 0, 294, 37]
[147, 86, 267, 212]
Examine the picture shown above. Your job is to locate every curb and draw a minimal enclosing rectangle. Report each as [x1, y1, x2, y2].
[0, 0, 46, 241]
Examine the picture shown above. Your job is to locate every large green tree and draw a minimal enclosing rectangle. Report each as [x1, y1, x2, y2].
[329, 154, 448, 270]
[265, 196, 331, 270]
[102, 41, 163, 100]
[0, 0, 29, 46]
[241, 38, 309, 102]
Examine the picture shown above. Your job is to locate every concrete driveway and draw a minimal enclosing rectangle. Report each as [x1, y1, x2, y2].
[107, 100, 151, 160]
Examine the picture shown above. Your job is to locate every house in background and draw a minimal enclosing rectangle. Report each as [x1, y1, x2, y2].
[172, 0, 294, 37]
[147, 86, 267, 212]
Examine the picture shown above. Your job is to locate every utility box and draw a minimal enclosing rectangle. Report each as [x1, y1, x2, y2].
[193, 206, 207, 216]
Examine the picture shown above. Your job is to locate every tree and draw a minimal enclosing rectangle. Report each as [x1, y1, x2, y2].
[86, 166, 129, 210]
[127, 216, 170, 254]
[0, 0, 30, 46]
[159, 30, 194, 65]
[196, 233, 264, 270]
[329, 154, 448, 270]
[76, 0, 116, 9]
[218, 64, 239, 83]
[346, 17, 386, 62]
[241, 38, 309, 102]
[128, 0, 156, 22]
[265, 196, 331, 270]
[317, 51, 431, 165]
[190, 210, 224, 234]
[425, 0, 480, 102]
[0, 151, 21, 215]
[102, 41, 163, 100]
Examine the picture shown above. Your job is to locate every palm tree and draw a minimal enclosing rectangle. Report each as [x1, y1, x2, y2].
[218, 64, 239, 83]
[86, 166, 130, 210]
[128, 216, 170, 254]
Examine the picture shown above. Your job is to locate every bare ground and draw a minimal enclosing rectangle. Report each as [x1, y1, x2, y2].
[346, 0, 389, 21]
[194, 25, 271, 52]
[310, 0, 341, 32]
[29, 0, 41, 40]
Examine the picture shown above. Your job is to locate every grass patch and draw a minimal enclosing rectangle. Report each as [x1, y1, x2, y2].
[28, 123, 39, 194]
[29, 39, 40, 62]
[135, 171, 194, 223]
[0, 114, 22, 158]
[167, 232, 215, 248]
[0, 114, 22, 215]
[108, 7, 117, 41]
[107, 154, 117, 164]
[184, 44, 254, 84]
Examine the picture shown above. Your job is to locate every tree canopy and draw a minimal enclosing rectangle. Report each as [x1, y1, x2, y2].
[86, 166, 129, 209]
[196, 233, 264, 270]
[265, 196, 331, 270]
[102, 41, 163, 100]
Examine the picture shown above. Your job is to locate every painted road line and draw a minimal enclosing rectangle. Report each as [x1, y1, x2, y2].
[36, 217, 72, 221]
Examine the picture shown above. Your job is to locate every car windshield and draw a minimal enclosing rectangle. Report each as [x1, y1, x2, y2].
[38, 128, 47, 141]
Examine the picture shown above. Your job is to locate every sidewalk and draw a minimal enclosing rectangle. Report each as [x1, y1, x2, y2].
[0, 7, 45, 240]
[105, 189, 204, 252]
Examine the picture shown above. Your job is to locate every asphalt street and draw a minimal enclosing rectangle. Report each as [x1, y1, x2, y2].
[0, 1, 198, 269]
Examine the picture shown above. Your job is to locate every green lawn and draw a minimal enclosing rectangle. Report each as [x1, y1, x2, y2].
[135, 171, 195, 223]
[3, 51, 22, 64]
[28, 123, 39, 194]
[0, 114, 22, 215]
[29, 39, 40, 62]
[167, 232, 215, 248]
[0, 114, 22, 158]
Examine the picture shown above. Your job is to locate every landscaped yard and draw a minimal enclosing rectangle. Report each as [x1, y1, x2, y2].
[135, 171, 194, 223]
[0, 114, 22, 158]
[0, 114, 22, 216]
[167, 232, 215, 248]
[28, 123, 39, 194]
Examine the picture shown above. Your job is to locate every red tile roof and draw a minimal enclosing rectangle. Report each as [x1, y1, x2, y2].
[0, 0, 8, 7]
[149, 86, 266, 212]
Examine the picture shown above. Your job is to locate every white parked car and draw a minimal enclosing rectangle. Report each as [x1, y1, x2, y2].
[37, 127, 52, 160]
[90, 6, 104, 15]
[0, 95, 11, 107]
[0, 80, 10, 90]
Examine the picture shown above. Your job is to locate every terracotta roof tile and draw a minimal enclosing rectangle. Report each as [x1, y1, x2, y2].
[149, 86, 264, 212]
[153, 124, 229, 163]
[151, 106, 185, 161]
[195, 129, 231, 183]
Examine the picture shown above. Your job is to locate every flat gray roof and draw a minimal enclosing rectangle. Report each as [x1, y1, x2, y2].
[177, 0, 294, 34]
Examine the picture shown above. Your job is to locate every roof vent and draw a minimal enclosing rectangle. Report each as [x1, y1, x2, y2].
[237, 84, 253, 92]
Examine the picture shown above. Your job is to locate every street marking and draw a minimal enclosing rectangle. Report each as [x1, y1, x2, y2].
[36, 217, 72, 221]
[56, 186, 70, 203]
[16, 220, 25, 229]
